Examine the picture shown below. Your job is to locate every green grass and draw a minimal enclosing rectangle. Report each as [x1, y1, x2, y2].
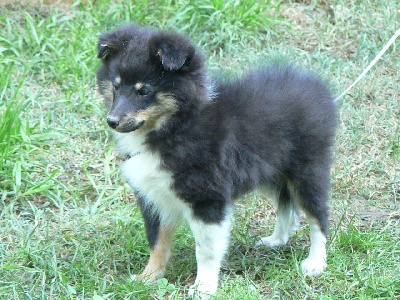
[1, 0, 399, 299]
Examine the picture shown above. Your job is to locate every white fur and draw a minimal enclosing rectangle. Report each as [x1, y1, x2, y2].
[187, 213, 232, 299]
[257, 185, 300, 247]
[116, 132, 191, 226]
[114, 131, 147, 156]
[256, 185, 326, 276]
[258, 207, 300, 247]
[301, 218, 327, 276]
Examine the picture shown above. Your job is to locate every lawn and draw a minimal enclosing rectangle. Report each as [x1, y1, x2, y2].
[0, 0, 399, 299]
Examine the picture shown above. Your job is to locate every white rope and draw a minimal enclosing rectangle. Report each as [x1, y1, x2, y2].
[334, 28, 400, 102]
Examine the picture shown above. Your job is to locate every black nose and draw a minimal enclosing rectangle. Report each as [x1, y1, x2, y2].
[107, 116, 119, 129]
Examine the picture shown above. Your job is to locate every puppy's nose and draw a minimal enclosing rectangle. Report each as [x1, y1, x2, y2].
[107, 116, 119, 129]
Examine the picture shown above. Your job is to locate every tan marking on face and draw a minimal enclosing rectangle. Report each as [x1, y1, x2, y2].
[135, 82, 144, 91]
[113, 92, 178, 132]
[136, 227, 175, 282]
[135, 92, 179, 131]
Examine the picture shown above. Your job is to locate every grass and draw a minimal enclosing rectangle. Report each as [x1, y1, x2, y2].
[0, 0, 399, 299]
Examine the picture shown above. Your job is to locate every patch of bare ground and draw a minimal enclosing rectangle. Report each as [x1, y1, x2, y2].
[279, 2, 358, 59]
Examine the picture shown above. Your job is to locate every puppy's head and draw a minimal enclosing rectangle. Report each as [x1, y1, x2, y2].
[96, 24, 205, 133]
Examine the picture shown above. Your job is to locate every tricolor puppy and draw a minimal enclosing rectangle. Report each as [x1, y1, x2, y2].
[96, 24, 337, 298]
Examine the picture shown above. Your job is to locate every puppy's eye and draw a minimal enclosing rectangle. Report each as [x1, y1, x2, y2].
[138, 88, 149, 96]
[113, 80, 120, 90]
[137, 85, 152, 96]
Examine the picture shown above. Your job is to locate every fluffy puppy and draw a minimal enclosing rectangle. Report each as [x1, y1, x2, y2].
[96, 23, 337, 298]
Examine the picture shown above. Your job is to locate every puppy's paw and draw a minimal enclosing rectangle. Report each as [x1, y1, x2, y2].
[130, 272, 161, 283]
[188, 289, 211, 300]
[256, 235, 288, 248]
[301, 257, 327, 277]
[188, 279, 217, 300]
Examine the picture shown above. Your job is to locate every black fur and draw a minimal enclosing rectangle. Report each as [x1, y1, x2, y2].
[145, 66, 336, 231]
[136, 193, 161, 249]
[96, 24, 337, 289]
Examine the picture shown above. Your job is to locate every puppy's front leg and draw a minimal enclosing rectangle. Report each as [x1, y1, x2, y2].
[137, 226, 176, 282]
[135, 195, 178, 282]
[187, 210, 232, 299]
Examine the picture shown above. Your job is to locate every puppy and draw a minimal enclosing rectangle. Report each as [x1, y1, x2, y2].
[96, 23, 337, 298]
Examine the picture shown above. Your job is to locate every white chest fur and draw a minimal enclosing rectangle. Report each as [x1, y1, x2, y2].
[115, 132, 191, 225]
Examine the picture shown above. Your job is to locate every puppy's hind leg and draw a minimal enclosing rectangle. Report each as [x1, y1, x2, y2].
[294, 166, 330, 277]
[301, 216, 327, 277]
[257, 183, 300, 248]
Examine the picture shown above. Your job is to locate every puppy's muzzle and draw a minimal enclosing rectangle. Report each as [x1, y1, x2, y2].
[107, 115, 145, 132]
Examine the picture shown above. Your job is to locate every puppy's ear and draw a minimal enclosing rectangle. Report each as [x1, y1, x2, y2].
[149, 33, 195, 71]
[98, 42, 115, 60]
[98, 33, 123, 60]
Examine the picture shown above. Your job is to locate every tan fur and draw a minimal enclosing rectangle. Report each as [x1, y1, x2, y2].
[135, 92, 178, 131]
[137, 227, 175, 282]
[101, 82, 178, 132]
[135, 82, 144, 91]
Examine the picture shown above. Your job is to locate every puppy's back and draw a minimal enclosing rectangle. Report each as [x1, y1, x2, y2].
[208, 66, 337, 176]
[215, 66, 336, 136]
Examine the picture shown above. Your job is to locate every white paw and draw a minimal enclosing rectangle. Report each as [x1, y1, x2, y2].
[256, 235, 288, 248]
[188, 279, 217, 300]
[301, 257, 327, 277]
[188, 289, 211, 300]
